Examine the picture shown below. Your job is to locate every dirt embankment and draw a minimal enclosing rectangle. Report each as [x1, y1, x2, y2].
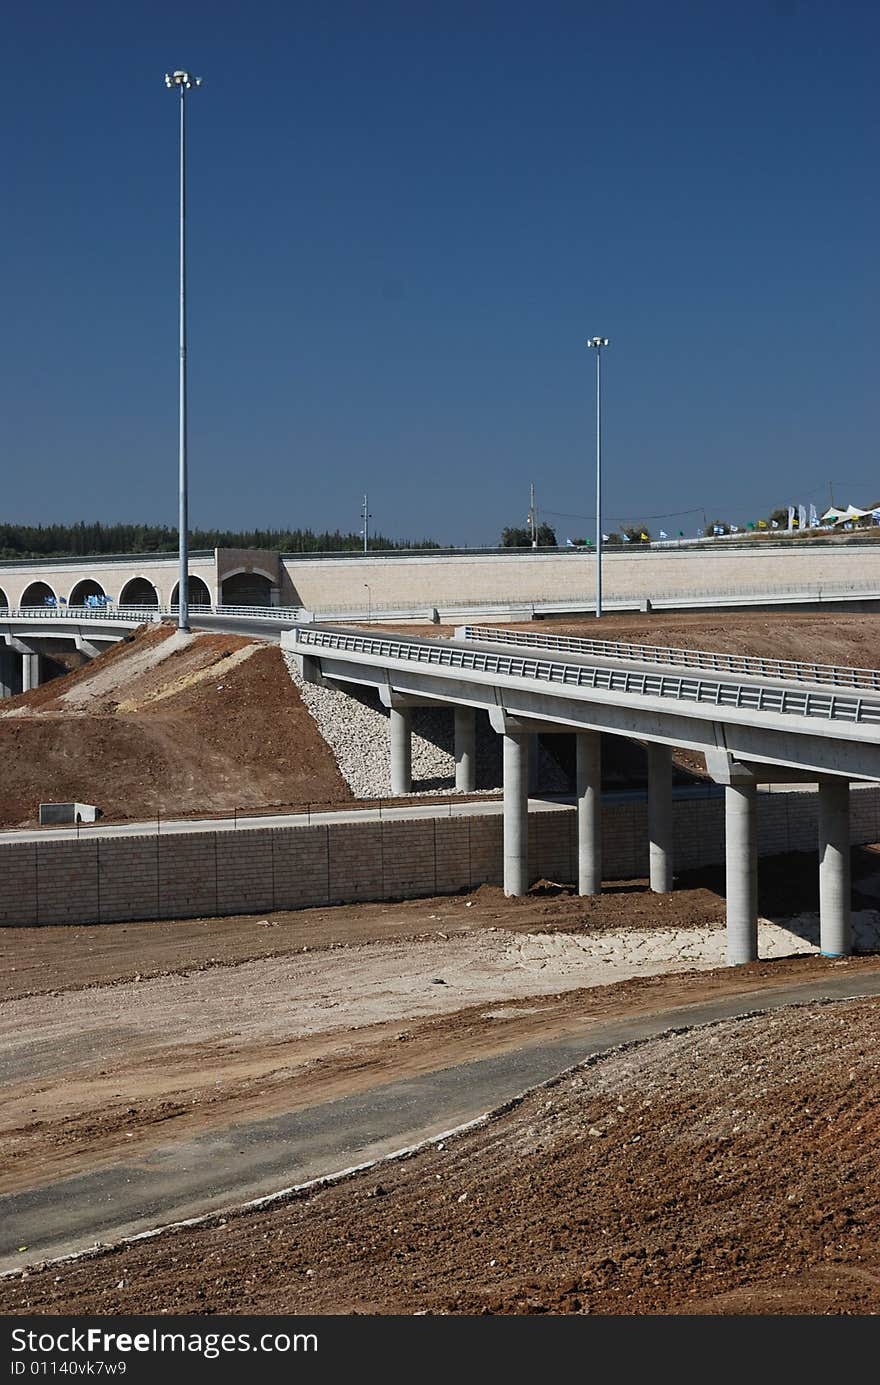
[2, 982, 879, 1316]
[0, 626, 351, 827]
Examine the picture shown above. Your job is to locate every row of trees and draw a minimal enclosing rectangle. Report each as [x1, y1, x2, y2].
[0, 522, 440, 560]
[501, 524, 660, 547]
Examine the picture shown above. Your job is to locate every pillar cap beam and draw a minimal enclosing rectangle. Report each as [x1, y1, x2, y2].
[706, 750, 822, 786]
[378, 686, 447, 710]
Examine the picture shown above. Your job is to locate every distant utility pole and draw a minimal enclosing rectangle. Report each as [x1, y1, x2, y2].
[829, 480, 836, 509]
[361, 494, 372, 553]
[528, 482, 538, 547]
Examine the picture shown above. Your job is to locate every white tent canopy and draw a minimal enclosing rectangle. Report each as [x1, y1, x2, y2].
[821, 503, 873, 524]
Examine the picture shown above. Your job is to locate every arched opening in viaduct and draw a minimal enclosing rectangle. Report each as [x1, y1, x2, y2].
[171, 575, 212, 607]
[119, 577, 159, 608]
[0, 587, 8, 610]
[220, 571, 273, 606]
[21, 581, 57, 607]
[68, 579, 107, 607]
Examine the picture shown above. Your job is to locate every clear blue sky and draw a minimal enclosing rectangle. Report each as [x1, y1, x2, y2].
[1, 1, 877, 545]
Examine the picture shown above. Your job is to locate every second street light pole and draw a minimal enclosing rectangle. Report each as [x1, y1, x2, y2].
[165, 69, 202, 632]
[587, 336, 609, 618]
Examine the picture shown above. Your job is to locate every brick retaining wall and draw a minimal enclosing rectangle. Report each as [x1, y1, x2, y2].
[2, 786, 878, 927]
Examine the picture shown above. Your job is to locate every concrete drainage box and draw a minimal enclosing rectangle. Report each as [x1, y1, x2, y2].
[39, 802, 100, 826]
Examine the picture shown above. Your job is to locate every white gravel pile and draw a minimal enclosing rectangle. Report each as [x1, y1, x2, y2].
[283, 650, 568, 798]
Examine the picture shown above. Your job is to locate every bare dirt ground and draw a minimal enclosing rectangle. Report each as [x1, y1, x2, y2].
[1, 954, 879, 1315]
[1, 862, 880, 1315]
[0, 626, 351, 827]
[3, 610, 880, 1314]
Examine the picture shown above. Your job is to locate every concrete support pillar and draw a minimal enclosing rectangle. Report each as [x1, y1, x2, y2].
[528, 734, 540, 794]
[647, 742, 674, 894]
[503, 732, 529, 897]
[389, 706, 412, 796]
[725, 783, 758, 965]
[818, 777, 851, 958]
[453, 706, 476, 792]
[0, 649, 19, 698]
[21, 652, 40, 693]
[576, 730, 602, 896]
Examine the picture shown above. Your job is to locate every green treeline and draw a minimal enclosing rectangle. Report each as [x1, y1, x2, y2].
[0, 522, 440, 560]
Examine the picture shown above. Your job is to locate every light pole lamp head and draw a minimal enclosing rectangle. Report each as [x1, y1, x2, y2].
[587, 336, 609, 350]
[165, 71, 202, 89]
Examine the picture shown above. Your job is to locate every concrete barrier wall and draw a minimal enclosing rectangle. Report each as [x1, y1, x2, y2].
[2, 786, 880, 927]
[281, 545, 880, 612]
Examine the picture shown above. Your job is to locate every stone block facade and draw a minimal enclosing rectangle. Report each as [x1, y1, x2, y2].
[2, 785, 879, 928]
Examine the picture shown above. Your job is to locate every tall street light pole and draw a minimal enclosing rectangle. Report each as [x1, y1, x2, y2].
[165, 69, 202, 632]
[587, 336, 609, 618]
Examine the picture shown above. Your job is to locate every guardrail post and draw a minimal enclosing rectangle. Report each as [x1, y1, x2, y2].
[818, 777, 851, 957]
[725, 783, 758, 964]
[576, 730, 602, 895]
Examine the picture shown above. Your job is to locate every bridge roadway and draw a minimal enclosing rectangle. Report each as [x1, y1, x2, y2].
[287, 623, 880, 967]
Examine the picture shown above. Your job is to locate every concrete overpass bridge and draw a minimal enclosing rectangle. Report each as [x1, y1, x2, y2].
[286, 623, 880, 968]
[0, 547, 285, 613]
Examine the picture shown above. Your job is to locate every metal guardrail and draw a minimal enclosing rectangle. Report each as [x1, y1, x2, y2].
[199, 604, 304, 620]
[294, 626, 880, 728]
[0, 604, 306, 623]
[1, 606, 164, 622]
[461, 625, 880, 692]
